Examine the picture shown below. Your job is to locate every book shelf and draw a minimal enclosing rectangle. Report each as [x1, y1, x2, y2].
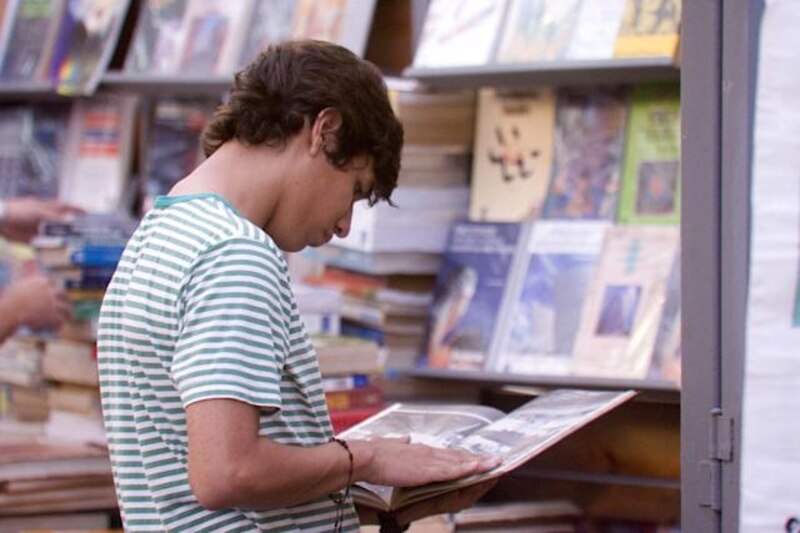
[404, 57, 679, 89]
[410, 367, 680, 396]
[100, 72, 230, 96]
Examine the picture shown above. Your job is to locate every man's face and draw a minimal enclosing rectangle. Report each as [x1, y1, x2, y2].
[270, 154, 376, 253]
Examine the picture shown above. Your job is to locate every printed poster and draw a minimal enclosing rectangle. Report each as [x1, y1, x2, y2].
[741, 1, 800, 530]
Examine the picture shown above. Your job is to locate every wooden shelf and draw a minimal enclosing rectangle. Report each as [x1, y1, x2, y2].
[404, 57, 679, 89]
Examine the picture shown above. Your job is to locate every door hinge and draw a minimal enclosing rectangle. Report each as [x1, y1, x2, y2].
[698, 408, 734, 511]
[710, 407, 734, 462]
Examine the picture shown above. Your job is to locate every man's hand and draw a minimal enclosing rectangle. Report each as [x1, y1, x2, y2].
[1, 198, 83, 243]
[350, 437, 501, 488]
[356, 478, 499, 528]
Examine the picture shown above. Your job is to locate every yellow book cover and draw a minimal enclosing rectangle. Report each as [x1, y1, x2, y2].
[613, 0, 681, 59]
[469, 88, 556, 222]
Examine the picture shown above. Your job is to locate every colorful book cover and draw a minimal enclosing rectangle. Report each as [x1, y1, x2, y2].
[424, 221, 523, 371]
[49, 0, 130, 96]
[572, 225, 680, 379]
[617, 83, 681, 225]
[413, 0, 507, 68]
[239, 0, 295, 66]
[566, 0, 626, 60]
[58, 95, 137, 213]
[292, 0, 376, 57]
[469, 88, 556, 222]
[613, 0, 681, 59]
[0, 104, 71, 199]
[124, 0, 188, 74]
[496, 0, 580, 63]
[0, 0, 64, 82]
[543, 87, 630, 220]
[142, 98, 217, 210]
[176, 0, 253, 75]
[492, 221, 609, 376]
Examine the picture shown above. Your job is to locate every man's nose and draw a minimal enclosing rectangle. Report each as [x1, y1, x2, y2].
[334, 207, 353, 238]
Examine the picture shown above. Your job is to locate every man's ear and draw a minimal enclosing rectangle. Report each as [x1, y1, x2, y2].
[310, 108, 342, 155]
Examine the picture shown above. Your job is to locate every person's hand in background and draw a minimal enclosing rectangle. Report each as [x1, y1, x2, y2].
[0, 197, 84, 243]
[0, 274, 71, 340]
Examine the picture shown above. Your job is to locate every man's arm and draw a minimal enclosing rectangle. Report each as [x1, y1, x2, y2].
[185, 399, 500, 511]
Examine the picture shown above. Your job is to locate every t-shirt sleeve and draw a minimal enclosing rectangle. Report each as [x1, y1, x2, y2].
[171, 237, 290, 409]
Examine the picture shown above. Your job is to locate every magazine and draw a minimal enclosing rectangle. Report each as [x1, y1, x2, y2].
[338, 388, 637, 512]
[423, 221, 523, 370]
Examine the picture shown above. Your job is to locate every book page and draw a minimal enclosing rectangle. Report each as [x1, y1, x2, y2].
[457, 389, 636, 473]
[391, 388, 636, 509]
[339, 402, 505, 509]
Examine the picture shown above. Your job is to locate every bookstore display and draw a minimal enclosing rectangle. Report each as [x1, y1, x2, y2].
[0, 0, 685, 529]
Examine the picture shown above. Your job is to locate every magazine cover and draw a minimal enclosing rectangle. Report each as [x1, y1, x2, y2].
[613, 0, 681, 59]
[141, 98, 217, 210]
[496, 0, 580, 63]
[491, 220, 609, 376]
[423, 221, 523, 370]
[413, 0, 507, 68]
[543, 87, 630, 220]
[49, 0, 131, 96]
[572, 225, 680, 379]
[0, 0, 65, 82]
[238, 0, 295, 66]
[175, 0, 254, 76]
[617, 83, 681, 225]
[469, 88, 556, 222]
[291, 0, 376, 57]
[338, 388, 637, 512]
[123, 0, 188, 74]
[565, 0, 626, 60]
[58, 95, 137, 213]
[0, 104, 71, 199]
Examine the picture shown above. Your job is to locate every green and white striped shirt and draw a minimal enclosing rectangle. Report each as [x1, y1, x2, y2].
[97, 194, 359, 532]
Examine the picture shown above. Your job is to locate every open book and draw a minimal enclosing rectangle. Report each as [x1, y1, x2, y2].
[338, 388, 636, 512]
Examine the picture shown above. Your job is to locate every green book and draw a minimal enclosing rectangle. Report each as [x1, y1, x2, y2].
[617, 83, 681, 225]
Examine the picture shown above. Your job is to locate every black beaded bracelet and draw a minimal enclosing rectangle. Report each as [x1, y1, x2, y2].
[330, 437, 354, 533]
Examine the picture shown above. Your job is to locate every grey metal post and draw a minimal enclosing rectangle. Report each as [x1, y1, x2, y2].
[681, 0, 723, 531]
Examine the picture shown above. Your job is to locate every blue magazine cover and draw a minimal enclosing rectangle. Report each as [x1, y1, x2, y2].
[493, 221, 608, 375]
[423, 221, 523, 371]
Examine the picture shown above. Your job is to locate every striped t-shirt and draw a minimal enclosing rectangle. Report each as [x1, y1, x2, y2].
[97, 194, 359, 532]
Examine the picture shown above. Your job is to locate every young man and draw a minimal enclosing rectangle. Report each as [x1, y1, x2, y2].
[97, 40, 499, 532]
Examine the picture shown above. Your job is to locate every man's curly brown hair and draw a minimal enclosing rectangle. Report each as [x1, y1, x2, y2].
[202, 40, 403, 205]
